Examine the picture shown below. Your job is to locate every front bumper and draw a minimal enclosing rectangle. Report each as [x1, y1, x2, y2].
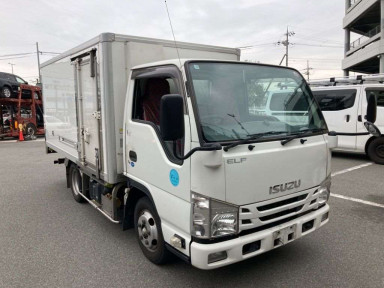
[190, 204, 329, 270]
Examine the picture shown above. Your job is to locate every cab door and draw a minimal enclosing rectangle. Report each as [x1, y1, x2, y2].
[125, 66, 191, 203]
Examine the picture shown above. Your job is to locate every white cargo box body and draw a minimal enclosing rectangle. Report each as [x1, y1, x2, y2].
[41, 33, 240, 184]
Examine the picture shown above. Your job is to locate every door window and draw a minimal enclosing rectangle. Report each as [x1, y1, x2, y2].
[366, 89, 384, 107]
[132, 76, 184, 160]
[312, 89, 356, 111]
[16, 77, 26, 84]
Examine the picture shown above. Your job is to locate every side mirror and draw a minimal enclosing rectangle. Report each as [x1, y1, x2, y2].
[364, 121, 381, 137]
[366, 93, 377, 123]
[160, 94, 184, 141]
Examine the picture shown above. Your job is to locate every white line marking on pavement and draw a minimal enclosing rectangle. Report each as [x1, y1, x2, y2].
[330, 162, 384, 208]
[331, 193, 384, 209]
[331, 162, 373, 177]
[0, 138, 44, 144]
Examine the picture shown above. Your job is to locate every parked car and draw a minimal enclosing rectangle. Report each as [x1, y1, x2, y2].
[0, 72, 38, 99]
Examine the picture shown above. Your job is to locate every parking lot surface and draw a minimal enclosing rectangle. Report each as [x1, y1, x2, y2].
[1, 140, 384, 288]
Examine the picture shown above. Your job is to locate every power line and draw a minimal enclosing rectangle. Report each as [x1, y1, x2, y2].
[237, 43, 276, 49]
[0, 55, 34, 61]
[294, 43, 343, 48]
[41, 51, 61, 55]
[0, 52, 35, 58]
[294, 35, 343, 45]
[291, 57, 341, 61]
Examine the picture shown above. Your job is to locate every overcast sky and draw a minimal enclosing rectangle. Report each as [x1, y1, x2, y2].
[0, 0, 351, 83]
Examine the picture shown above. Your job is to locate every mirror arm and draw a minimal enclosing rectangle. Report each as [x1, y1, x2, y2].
[328, 131, 369, 136]
[173, 143, 222, 160]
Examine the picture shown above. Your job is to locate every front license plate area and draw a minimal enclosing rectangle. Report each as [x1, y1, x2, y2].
[273, 224, 297, 247]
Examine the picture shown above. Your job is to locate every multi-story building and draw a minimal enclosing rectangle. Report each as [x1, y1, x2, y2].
[343, 0, 384, 75]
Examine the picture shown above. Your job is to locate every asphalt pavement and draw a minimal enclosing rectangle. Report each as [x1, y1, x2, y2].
[1, 140, 384, 288]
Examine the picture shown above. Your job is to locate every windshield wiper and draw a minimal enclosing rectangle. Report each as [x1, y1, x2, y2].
[227, 113, 250, 136]
[280, 128, 325, 146]
[223, 131, 287, 152]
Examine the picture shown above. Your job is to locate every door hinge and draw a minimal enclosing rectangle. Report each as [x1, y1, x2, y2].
[92, 111, 101, 120]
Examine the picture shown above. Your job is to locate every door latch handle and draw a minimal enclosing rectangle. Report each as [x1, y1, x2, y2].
[357, 115, 362, 122]
[129, 150, 137, 162]
[345, 115, 350, 122]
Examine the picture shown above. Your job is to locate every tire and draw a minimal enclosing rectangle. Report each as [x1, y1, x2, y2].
[134, 197, 171, 264]
[24, 123, 37, 140]
[69, 165, 86, 203]
[2, 86, 12, 98]
[367, 137, 384, 165]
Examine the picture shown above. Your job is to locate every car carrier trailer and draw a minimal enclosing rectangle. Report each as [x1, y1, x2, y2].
[41, 33, 380, 269]
[0, 84, 44, 139]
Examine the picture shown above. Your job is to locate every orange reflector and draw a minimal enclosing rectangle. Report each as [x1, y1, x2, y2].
[15, 121, 18, 129]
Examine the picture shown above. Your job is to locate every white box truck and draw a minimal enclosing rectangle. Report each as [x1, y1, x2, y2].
[310, 75, 384, 164]
[41, 33, 379, 269]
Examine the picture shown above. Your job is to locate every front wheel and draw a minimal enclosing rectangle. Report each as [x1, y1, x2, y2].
[367, 137, 384, 165]
[134, 197, 171, 264]
[2, 86, 12, 98]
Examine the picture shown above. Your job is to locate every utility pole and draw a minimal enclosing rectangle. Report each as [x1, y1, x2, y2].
[303, 60, 313, 81]
[36, 42, 41, 83]
[277, 27, 295, 67]
[8, 62, 15, 74]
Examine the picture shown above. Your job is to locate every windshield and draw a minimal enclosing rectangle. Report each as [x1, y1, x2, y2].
[187, 62, 327, 143]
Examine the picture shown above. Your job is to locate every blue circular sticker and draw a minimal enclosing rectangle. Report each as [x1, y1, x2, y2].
[169, 169, 179, 187]
[130, 162, 135, 167]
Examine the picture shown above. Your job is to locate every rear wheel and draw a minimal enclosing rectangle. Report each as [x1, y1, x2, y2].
[134, 197, 171, 264]
[69, 165, 86, 203]
[367, 137, 384, 165]
[2, 86, 12, 98]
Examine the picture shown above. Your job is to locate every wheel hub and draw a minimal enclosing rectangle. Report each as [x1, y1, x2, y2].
[137, 211, 158, 252]
[3, 88, 11, 98]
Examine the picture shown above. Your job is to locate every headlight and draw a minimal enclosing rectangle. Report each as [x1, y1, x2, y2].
[191, 192, 239, 239]
[318, 175, 331, 205]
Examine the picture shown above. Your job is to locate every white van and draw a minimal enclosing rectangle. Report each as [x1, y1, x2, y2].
[264, 89, 308, 125]
[310, 75, 384, 164]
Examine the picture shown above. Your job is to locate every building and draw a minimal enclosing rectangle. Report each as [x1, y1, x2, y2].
[343, 0, 384, 75]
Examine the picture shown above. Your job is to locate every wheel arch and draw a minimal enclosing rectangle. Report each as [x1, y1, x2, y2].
[65, 159, 73, 188]
[365, 136, 382, 155]
[123, 179, 158, 231]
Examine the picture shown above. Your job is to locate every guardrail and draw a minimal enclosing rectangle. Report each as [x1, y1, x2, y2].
[349, 0, 362, 9]
[350, 26, 380, 49]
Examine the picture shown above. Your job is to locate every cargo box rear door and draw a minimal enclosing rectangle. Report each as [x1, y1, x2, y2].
[74, 50, 102, 174]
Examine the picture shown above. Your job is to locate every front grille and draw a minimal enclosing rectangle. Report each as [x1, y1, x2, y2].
[257, 194, 307, 211]
[239, 187, 320, 232]
[259, 205, 304, 221]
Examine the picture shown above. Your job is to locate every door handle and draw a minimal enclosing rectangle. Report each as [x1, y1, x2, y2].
[129, 150, 137, 162]
[345, 115, 350, 122]
[357, 115, 362, 122]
